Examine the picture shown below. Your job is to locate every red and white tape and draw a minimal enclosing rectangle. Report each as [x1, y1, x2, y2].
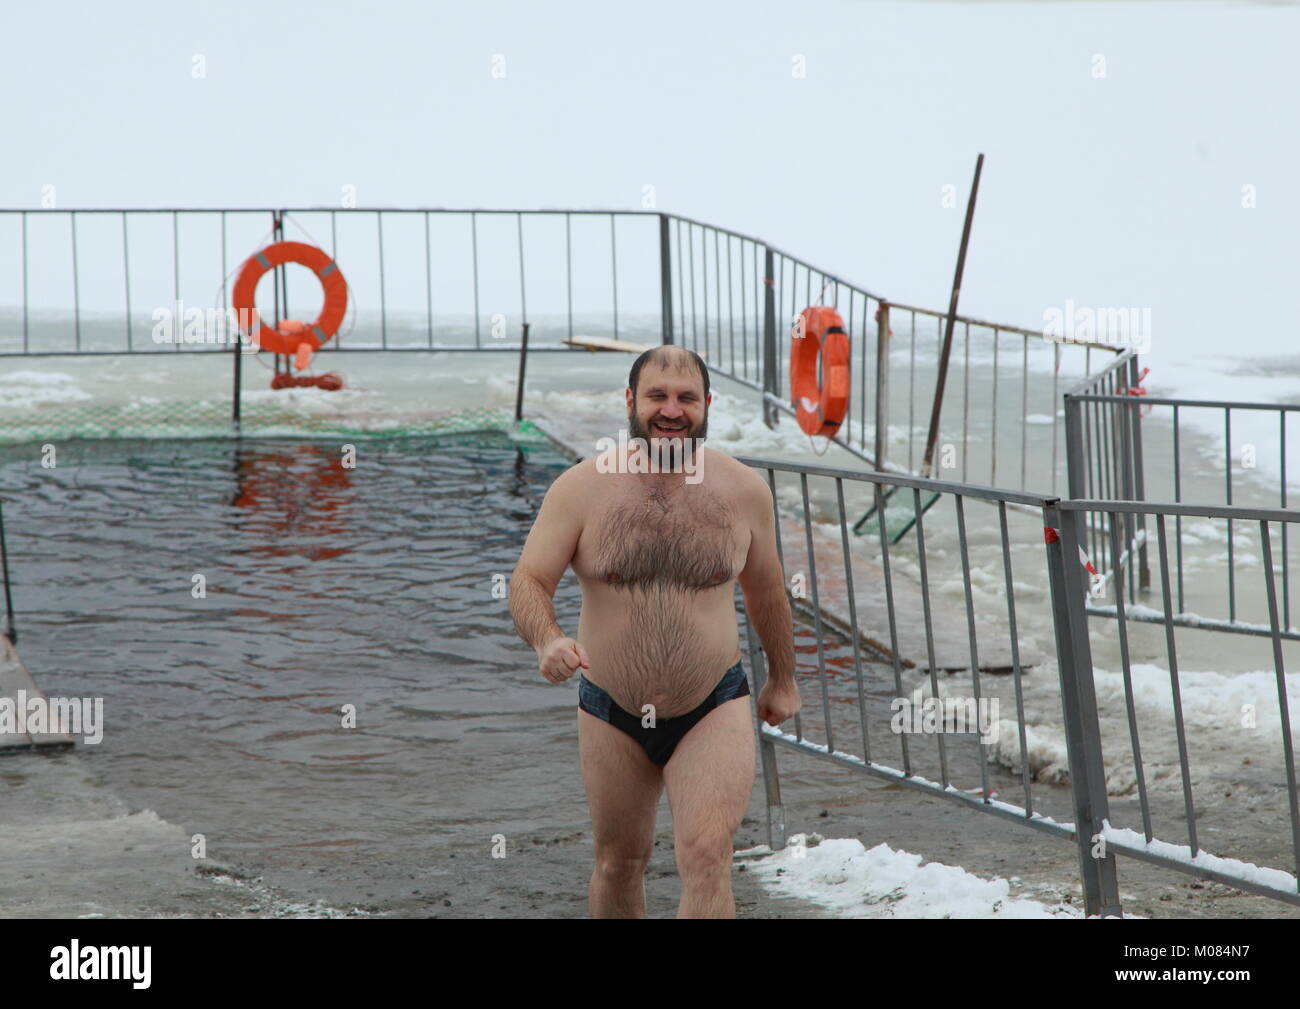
[1044, 526, 1101, 579]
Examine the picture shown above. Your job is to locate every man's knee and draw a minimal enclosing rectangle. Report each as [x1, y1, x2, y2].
[593, 846, 652, 881]
[673, 832, 734, 882]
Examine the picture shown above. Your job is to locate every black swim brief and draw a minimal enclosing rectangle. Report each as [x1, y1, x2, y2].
[576, 660, 751, 767]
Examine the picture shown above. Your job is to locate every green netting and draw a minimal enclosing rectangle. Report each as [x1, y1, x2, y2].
[0, 401, 552, 447]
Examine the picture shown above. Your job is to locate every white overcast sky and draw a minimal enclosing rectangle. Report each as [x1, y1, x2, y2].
[2, 0, 1298, 372]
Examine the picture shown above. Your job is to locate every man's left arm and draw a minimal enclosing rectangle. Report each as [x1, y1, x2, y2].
[736, 469, 800, 726]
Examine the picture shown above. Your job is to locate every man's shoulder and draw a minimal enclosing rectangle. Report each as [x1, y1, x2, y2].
[544, 457, 600, 498]
[548, 454, 635, 497]
[702, 448, 768, 500]
[553, 457, 603, 488]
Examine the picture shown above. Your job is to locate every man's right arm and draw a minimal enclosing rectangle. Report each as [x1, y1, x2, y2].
[509, 464, 590, 683]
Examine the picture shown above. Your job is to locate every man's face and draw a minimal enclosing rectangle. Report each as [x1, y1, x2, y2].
[626, 362, 710, 450]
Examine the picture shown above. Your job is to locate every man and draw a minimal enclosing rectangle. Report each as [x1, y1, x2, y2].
[509, 345, 800, 919]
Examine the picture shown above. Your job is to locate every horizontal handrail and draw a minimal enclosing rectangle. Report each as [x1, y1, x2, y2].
[1074, 392, 1300, 412]
[887, 299, 1122, 352]
[1060, 498, 1300, 522]
[734, 453, 1056, 508]
[0, 206, 663, 215]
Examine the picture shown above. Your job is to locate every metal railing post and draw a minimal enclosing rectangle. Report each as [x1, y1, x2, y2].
[71, 212, 81, 350]
[377, 211, 388, 347]
[231, 335, 242, 436]
[762, 246, 777, 428]
[1044, 502, 1122, 917]
[874, 301, 891, 470]
[1128, 355, 1151, 589]
[659, 214, 674, 346]
[1114, 386, 1135, 593]
[0, 499, 15, 645]
[1064, 393, 1087, 500]
[271, 210, 283, 376]
[515, 322, 530, 424]
[1115, 384, 1132, 503]
[745, 615, 784, 850]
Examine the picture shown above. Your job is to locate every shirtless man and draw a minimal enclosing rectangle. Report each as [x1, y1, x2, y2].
[509, 345, 800, 919]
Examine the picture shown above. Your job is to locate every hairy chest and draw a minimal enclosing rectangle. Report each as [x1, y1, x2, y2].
[577, 483, 747, 591]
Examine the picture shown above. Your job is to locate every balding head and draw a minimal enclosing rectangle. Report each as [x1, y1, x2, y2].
[628, 346, 710, 402]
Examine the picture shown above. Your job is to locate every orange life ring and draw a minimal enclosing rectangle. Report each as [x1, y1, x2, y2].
[790, 306, 850, 437]
[232, 241, 347, 357]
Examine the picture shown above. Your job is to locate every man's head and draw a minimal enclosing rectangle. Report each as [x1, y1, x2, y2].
[625, 346, 711, 454]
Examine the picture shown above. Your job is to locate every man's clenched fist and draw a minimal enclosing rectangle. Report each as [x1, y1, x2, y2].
[538, 636, 590, 684]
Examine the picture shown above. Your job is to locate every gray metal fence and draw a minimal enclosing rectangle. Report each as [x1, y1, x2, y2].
[1066, 351, 1300, 640]
[1, 207, 1122, 495]
[0, 208, 665, 356]
[664, 213, 1124, 492]
[741, 454, 1300, 915]
[1061, 496, 1300, 903]
[1063, 351, 1151, 599]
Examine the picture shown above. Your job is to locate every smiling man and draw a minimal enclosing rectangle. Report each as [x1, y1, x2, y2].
[509, 344, 800, 919]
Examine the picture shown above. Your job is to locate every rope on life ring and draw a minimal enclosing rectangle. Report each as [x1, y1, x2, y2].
[270, 372, 344, 391]
[790, 306, 851, 442]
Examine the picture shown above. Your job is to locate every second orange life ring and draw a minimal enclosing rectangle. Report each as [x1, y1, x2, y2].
[232, 241, 347, 359]
[790, 306, 850, 437]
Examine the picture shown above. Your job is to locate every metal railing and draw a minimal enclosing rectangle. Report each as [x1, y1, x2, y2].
[739, 454, 1300, 915]
[1060, 496, 1300, 902]
[0, 208, 665, 356]
[1063, 351, 1151, 598]
[664, 213, 1124, 492]
[1, 207, 1124, 496]
[1066, 352, 1300, 639]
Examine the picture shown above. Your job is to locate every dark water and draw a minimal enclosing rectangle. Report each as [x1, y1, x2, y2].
[0, 433, 601, 897]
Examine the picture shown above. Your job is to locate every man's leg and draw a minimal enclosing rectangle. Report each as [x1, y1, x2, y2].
[577, 708, 664, 918]
[662, 695, 756, 918]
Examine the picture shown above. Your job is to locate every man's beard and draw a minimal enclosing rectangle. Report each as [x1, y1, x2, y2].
[627, 410, 707, 471]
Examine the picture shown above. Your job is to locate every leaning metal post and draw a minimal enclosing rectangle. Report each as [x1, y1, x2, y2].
[874, 301, 891, 470]
[1044, 502, 1122, 917]
[745, 615, 785, 851]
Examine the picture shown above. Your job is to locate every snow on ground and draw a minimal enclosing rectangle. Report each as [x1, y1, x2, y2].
[1101, 823, 1297, 896]
[738, 833, 1090, 919]
[1094, 663, 1300, 740]
[983, 718, 1071, 784]
[974, 658, 1300, 802]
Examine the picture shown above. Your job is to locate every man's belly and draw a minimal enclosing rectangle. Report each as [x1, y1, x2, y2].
[576, 583, 741, 718]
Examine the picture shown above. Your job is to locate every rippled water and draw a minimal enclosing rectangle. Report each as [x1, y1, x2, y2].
[0, 433, 603, 889]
